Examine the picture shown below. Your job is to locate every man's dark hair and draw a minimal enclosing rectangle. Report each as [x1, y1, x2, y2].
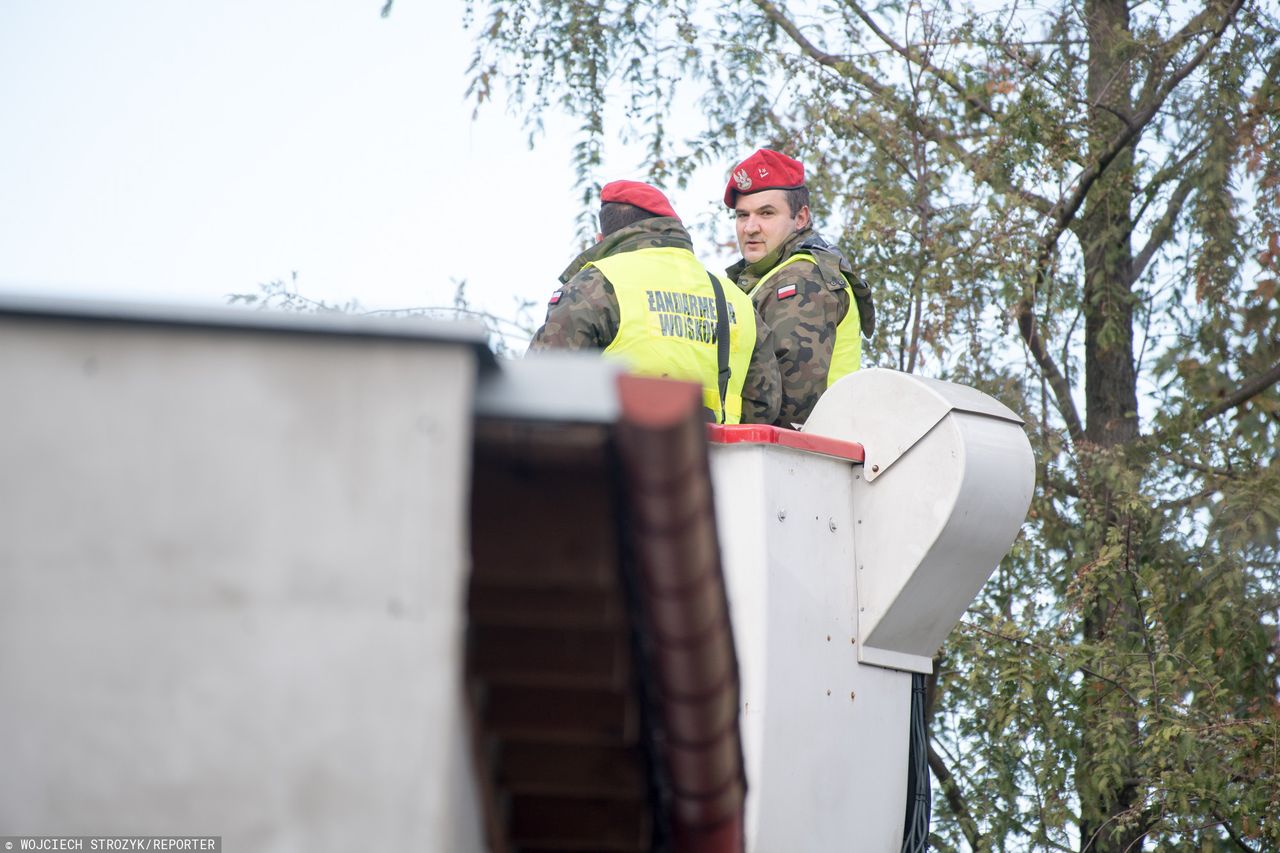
[599, 202, 658, 237]
[783, 186, 810, 217]
[732, 186, 810, 216]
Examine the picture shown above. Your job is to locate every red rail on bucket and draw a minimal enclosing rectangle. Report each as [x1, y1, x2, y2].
[706, 423, 865, 463]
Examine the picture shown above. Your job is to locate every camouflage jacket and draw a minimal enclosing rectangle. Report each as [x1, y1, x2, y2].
[727, 227, 866, 428]
[529, 217, 782, 425]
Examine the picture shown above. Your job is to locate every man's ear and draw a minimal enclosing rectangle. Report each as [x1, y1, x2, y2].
[595, 232, 604, 243]
[796, 205, 812, 230]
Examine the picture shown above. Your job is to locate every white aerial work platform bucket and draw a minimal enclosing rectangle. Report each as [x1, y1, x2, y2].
[708, 367, 1035, 851]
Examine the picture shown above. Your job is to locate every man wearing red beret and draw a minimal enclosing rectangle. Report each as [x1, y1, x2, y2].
[530, 180, 781, 425]
[724, 149, 876, 426]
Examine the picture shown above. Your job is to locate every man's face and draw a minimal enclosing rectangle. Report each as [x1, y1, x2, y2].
[734, 189, 810, 264]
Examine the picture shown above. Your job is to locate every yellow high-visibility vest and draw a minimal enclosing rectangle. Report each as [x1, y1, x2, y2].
[749, 252, 862, 387]
[591, 246, 756, 423]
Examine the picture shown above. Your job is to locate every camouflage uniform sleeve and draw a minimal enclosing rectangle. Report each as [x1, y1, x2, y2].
[739, 311, 782, 425]
[756, 262, 851, 427]
[527, 268, 621, 352]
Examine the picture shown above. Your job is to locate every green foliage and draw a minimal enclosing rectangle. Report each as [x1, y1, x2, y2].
[462, 0, 1280, 849]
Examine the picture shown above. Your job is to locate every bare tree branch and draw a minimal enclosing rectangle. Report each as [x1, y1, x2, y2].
[1156, 485, 1219, 510]
[1218, 813, 1262, 853]
[1006, 1, 1245, 454]
[1169, 452, 1238, 477]
[1041, 0, 1244, 249]
[1018, 296, 1086, 444]
[966, 621, 1146, 706]
[1133, 142, 1208, 223]
[751, 0, 1056, 215]
[926, 739, 984, 850]
[1198, 358, 1280, 423]
[1129, 145, 1211, 285]
[1144, 0, 1238, 97]
[845, 0, 1004, 125]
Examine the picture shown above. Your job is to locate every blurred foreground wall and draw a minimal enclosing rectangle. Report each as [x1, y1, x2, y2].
[0, 302, 489, 852]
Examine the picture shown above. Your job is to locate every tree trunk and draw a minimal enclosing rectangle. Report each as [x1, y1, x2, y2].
[1076, 0, 1145, 849]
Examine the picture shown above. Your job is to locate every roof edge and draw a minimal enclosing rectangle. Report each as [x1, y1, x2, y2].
[0, 292, 496, 370]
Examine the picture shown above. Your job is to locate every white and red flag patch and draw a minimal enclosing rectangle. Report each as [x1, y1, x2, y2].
[548, 289, 563, 305]
[776, 283, 798, 299]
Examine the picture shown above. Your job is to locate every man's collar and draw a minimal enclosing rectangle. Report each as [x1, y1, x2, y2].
[559, 217, 691, 283]
[728, 226, 815, 283]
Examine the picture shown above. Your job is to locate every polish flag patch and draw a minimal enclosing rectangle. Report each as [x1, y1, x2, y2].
[776, 284, 798, 299]
[548, 289, 563, 305]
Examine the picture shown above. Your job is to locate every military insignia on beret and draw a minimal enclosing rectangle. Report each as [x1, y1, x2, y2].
[548, 290, 563, 305]
[777, 284, 798, 299]
[733, 168, 753, 192]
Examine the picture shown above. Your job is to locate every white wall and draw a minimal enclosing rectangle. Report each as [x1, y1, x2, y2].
[0, 311, 486, 852]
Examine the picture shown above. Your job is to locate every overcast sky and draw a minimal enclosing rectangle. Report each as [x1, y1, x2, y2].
[1, 0, 741, 337]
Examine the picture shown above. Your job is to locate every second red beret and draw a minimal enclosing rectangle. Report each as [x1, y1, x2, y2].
[723, 149, 806, 207]
[600, 180, 680, 220]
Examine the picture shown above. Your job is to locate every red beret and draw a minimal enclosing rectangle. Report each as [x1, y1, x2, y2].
[600, 180, 680, 220]
[723, 149, 805, 207]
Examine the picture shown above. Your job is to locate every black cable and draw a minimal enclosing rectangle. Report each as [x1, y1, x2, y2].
[901, 672, 932, 852]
